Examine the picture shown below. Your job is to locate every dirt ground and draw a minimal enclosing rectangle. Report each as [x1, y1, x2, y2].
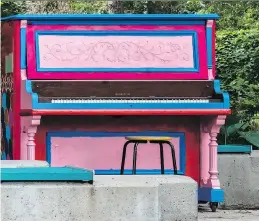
[198, 205, 259, 221]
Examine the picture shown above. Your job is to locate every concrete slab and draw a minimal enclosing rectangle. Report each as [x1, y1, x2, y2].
[1, 175, 198, 221]
[0, 160, 49, 168]
[218, 151, 259, 209]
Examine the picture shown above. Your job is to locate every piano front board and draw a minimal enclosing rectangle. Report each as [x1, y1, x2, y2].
[18, 14, 218, 80]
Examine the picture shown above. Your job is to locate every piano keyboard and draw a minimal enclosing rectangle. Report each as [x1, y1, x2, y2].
[50, 99, 210, 104]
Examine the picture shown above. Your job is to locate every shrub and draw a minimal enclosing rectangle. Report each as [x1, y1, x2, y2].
[216, 29, 259, 119]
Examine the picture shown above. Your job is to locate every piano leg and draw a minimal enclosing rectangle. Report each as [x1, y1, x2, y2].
[208, 115, 226, 188]
[198, 115, 226, 212]
[27, 115, 41, 160]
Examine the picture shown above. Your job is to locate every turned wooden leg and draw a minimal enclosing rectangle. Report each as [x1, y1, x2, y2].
[27, 116, 41, 160]
[207, 115, 226, 189]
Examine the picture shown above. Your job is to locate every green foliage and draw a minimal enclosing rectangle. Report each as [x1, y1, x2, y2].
[111, 1, 185, 14]
[239, 131, 259, 148]
[111, 0, 259, 30]
[216, 29, 259, 119]
[198, 1, 259, 30]
[70, 0, 109, 14]
[1, 0, 109, 16]
[218, 116, 259, 148]
[1, 1, 26, 17]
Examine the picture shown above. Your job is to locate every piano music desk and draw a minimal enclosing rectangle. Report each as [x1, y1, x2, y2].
[1, 14, 231, 212]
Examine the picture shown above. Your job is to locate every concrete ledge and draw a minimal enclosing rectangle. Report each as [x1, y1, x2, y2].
[219, 150, 259, 209]
[1, 175, 198, 221]
[0, 160, 49, 168]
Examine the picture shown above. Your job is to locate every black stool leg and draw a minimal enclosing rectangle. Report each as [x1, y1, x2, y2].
[132, 142, 139, 175]
[164, 141, 177, 175]
[159, 142, 165, 174]
[120, 140, 132, 175]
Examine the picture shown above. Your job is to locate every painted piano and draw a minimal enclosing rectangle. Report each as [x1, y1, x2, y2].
[1, 14, 230, 210]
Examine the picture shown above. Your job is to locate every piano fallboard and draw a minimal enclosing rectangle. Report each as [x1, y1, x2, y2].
[25, 80, 230, 111]
[31, 80, 216, 98]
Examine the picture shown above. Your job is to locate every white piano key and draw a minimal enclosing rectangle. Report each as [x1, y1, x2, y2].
[50, 98, 211, 104]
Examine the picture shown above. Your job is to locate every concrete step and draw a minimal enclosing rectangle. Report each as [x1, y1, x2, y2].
[1, 175, 198, 221]
[0, 160, 49, 168]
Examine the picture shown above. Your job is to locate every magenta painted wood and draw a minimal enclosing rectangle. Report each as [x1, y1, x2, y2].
[27, 25, 208, 80]
[50, 136, 180, 171]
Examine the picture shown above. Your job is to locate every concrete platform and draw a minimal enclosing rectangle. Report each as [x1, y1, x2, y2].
[1, 175, 198, 221]
[0, 160, 49, 168]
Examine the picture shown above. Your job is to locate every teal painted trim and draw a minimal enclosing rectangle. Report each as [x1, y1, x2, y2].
[20, 27, 26, 69]
[25, 80, 39, 109]
[1, 14, 220, 21]
[32, 100, 225, 110]
[95, 169, 184, 175]
[206, 26, 212, 68]
[198, 187, 224, 203]
[46, 131, 186, 175]
[214, 80, 230, 109]
[218, 145, 252, 153]
[0, 166, 94, 181]
[35, 30, 199, 73]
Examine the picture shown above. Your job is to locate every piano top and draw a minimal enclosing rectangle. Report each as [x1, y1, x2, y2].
[1, 14, 220, 21]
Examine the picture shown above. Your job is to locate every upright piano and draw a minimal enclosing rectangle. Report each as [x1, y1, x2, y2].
[1, 14, 230, 208]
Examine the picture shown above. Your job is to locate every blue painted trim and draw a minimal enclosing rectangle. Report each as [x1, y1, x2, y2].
[2, 93, 7, 109]
[218, 145, 252, 153]
[95, 169, 184, 175]
[26, 80, 230, 110]
[179, 133, 186, 174]
[20, 27, 26, 69]
[29, 20, 205, 25]
[206, 26, 213, 69]
[198, 187, 224, 203]
[1, 14, 220, 21]
[46, 131, 186, 175]
[25, 80, 39, 109]
[31, 101, 226, 110]
[214, 80, 230, 109]
[6, 125, 11, 140]
[35, 30, 199, 73]
[0, 166, 94, 182]
[46, 133, 51, 164]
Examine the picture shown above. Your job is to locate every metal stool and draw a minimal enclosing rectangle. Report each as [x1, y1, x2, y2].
[120, 136, 177, 175]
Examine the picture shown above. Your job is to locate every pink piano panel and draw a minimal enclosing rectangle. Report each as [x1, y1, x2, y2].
[38, 35, 194, 69]
[26, 24, 208, 80]
[50, 136, 181, 172]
